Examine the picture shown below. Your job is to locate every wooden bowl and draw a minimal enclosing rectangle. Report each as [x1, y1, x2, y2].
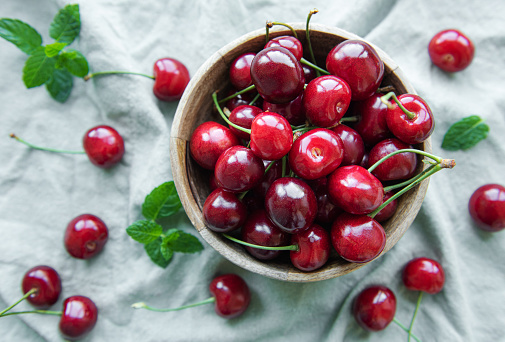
[170, 23, 431, 282]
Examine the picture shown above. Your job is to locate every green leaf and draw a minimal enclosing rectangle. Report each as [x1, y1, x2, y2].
[44, 42, 67, 57]
[164, 229, 204, 254]
[0, 18, 42, 54]
[126, 220, 163, 244]
[142, 181, 182, 221]
[49, 4, 80, 44]
[441, 115, 490, 151]
[144, 237, 172, 268]
[60, 49, 89, 77]
[22, 47, 56, 88]
[45, 68, 73, 102]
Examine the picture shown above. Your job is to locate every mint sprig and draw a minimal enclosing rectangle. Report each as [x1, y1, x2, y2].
[441, 115, 490, 151]
[0, 4, 88, 102]
[126, 181, 203, 268]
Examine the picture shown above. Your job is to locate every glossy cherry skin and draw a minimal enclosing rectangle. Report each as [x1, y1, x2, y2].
[250, 46, 305, 104]
[428, 29, 475, 72]
[214, 146, 265, 192]
[331, 213, 386, 263]
[265, 35, 303, 61]
[353, 285, 396, 331]
[468, 184, 505, 232]
[290, 224, 331, 272]
[251, 160, 284, 198]
[64, 214, 108, 259]
[249, 112, 293, 161]
[332, 124, 365, 166]
[59, 296, 98, 341]
[402, 257, 445, 294]
[328, 165, 384, 215]
[265, 177, 317, 234]
[374, 191, 398, 223]
[326, 40, 384, 101]
[229, 53, 255, 90]
[21, 265, 62, 309]
[152, 57, 190, 101]
[83, 125, 125, 168]
[189, 121, 240, 170]
[302, 64, 317, 84]
[228, 105, 263, 140]
[203, 188, 247, 233]
[263, 92, 306, 126]
[367, 138, 417, 181]
[386, 94, 434, 144]
[242, 209, 290, 260]
[303, 75, 352, 127]
[289, 128, 344, 180]
[209, 274, 250, 319]
[351, 94, 392, 147]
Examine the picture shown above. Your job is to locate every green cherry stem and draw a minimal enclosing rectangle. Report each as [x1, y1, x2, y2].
[217, 85, 256, 104]
[10, 134, 85, 154]
[382, 164, 437, 193]
[380, 91, 415, 120]
[393, 318, 423, 342]
[223, 234, 299, 252]
[299, 58, 330, 75]
[0, 288, 37, 317]
[212, 92, 251, 135]
[306, 8, 320, 77]
[408, 292, 424, 342]
[248, 93, 261, 106]
[367, 149, 444, 174]
[0, 309, 62, 318]
[84, 71, 154, 81]
[266, 21, 298, 41]
[132, 297, 216, 312]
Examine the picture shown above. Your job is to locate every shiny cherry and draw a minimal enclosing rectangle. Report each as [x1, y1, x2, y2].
[203, 188, 247, 233]
[290, 224, 331, 272]
[351, 94, 392, 147]
[249, 112, 293, 161]
[326, 40, 384, 101]
[152, 57, 190, 101]
[21, 265, 62, 309]
[468, 184, 505, 232]
[83, 125, 125, 168]
[214, 146, 265, 192]
[265, 35, 303, 61]
[302, 64, 317, 84]
[374, 191, 398, 223]
[229, 53, 255, 90]
[209, 274, 250, 319]
[332, 124, 365, 166]
[353, 285, 396, 331]
[263, 92, 306, 126]
[64, 214, 108, 259]
[228, 105, 263, 140]
[251, 160, 284, 198]
[312, 179, 343, 226]
[303, 75, 352, 127]
[367, 138, 417, 181]
[402, 257, 445, 294]
[59, 295, 98, 341]
[428, 29, 475, 72]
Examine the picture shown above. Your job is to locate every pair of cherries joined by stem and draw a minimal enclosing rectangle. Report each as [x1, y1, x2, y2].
[1, 265, 98, 341]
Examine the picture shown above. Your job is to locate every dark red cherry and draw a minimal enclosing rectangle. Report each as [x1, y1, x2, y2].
[402, 257, 445, 294]
[59, 295, 98, 341]
[373, 191, 398, 223]
[332, 124, 365, 166]
[313, 180, 343, 226]
[265, 35, 303, 61]
[83, 125, 125, 168]
[331, 213, 386, 263]
[203, 188, 247, 233]
[468, 184, 505, 232]
[353, 285, 396, 331]
[64, 214, 108, 259]
[352, 94, 392, 147]
[225, 88, 263, 110]
[302, 64, 317, 84]
[228, 105, 263, 140]
[250, 46, 305, 104]
[189, 121, 240, 170]
[263, 92, 306, 126]
[21, 265, 62, 309]
[229, 53, 255, 90]
[214, 146, 265, 192]
[251, 160, 284, 198]
[326, 40, 384, 101]
[209, 274, 250, 319]
[327, 165, 383, 215]
[288, 128, 344, 180]
[367, 138, 417, 181]
[428, 29, 475, 72]
[290, 224, 331, 272]
[249, 112, 293, 161]
[152, 57, 190, 101]
[303, 75, 351, 127]
[265, 177, 317, 234]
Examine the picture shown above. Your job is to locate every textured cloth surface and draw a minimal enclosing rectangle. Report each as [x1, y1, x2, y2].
[1, 0, 504, 341]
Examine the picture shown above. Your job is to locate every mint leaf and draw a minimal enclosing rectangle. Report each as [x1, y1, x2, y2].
[165, 229, 204, 254]
[126, 220, 163, 244]
[45, 68, 73, 102]
[442, 115, 490, 151]
[60, 49, 89, 77]
[49, 4, 80, 44]
[0, 18, 42, 55]
[144, 237, 172, 268]
[142, 181, 182, 221]
[22, 47, 56, 88]
[44, 42, 67, 57]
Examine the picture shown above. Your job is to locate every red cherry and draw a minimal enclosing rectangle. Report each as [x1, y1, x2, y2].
[302, 64, 317, 84]
[402, 257, 445, 294]
[214, 146, 265, 192]
[428, 29, 475, 72]
[468, 184, 505, 232]
[225, 88, 263, 110]
[21, 265, 62, 309]
[352, 94, 392, 147]
[374, 191, 398, 223]
[209, 274, 250, 319]
[83, 125, 125, 168]
[251, 160, 284, 198]
[367, 138, 417, 181]
[228, 105, 263, 140]
[152, 57, 190, 101]
[353, 285, 396, 331]
[290, 224, 331, 272]
[265, 35, 303, 61]
[312, 178, 343, 226]
[229, 53, 255, 90]
[249, 112, 293, 161]
[59, 295, 98, 341]
[263, 92, 306, 126]
[64, 214, 108, 259]
[203, 188, 247, 233]
[332, 124, 365, 166]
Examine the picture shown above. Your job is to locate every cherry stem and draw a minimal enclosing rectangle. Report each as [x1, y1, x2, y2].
[408, 292, 424, 342]
[376, 85, 396, 94]
[281, 155, 287, 177]
[223, 234, 299, 251]
[300, 58, 330, 75]
[217, 85, 256, 104]
[0, 309, 62, 318]
[383, 164, 437, 193]
[248, 93, 261, 106]
[367, 148, 444, 174]
[306, 8, 320, 77]
[0, 288, 37, 317]
[393, 318, 423, 342]
[10, 134, 85, 154]
[339, 115, 359, 123]
[265, 21, 298, 41]
[381, 92, 415, 120]
[212, 92, 251, 135]
[132, 297, 216, 312]
[84, 71, 155, 81]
